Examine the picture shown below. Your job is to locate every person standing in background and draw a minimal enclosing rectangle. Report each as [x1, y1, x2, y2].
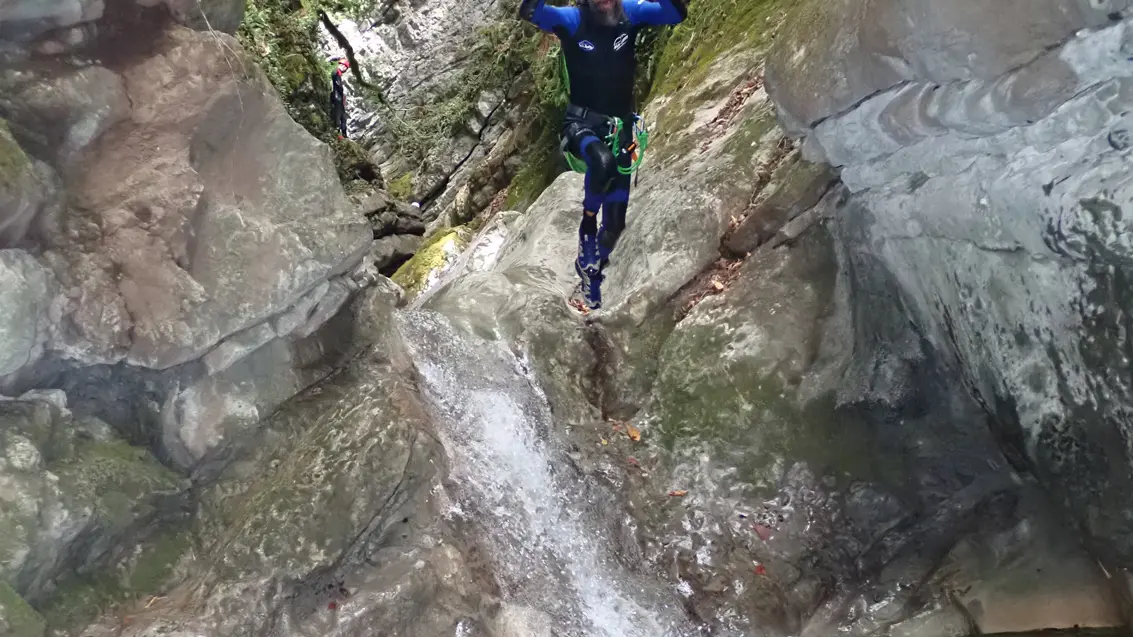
[330, 56, 350, 139]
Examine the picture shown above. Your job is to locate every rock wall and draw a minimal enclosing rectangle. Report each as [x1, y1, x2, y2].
[0, 0, 376, 466]
[0, 0, 398, 630]
[766, 0, 1133, 586]
[318, 0, 537, 227]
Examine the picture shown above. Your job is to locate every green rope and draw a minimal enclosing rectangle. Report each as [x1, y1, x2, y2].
[562, 114, 650, 175]
[557, 46, 650, 176]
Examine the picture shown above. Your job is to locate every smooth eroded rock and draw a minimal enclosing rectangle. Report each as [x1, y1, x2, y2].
[38, 27, 370, 369]
[0, 250, 52, 377]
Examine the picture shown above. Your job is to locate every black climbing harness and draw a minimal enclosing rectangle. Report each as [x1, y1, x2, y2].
[555, 50, 650, 176]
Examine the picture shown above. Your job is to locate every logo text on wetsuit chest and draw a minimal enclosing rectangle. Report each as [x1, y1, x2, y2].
[613, 33, 628, 51]
[578, 40, 595, 51]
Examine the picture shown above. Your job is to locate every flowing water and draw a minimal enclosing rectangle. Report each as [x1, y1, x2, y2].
[398, 308, 699, 637]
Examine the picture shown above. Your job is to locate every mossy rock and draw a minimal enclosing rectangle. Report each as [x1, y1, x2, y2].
[387, 171, 415, 201]
[52, 439, 182, 524]
[0, 582, 45, 637]
[647, 227, 905, 492]
[330, 137, 383, 187]
[648, 0, 790, 102]
[37, 528, 191, 632]
[391, 227, 472, 298]
[0, 119, 30, 189]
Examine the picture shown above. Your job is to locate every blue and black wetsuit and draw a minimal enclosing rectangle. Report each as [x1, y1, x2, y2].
[519, 0, 685, 308]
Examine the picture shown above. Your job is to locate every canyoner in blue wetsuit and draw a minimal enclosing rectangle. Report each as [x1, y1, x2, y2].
[519, 0, 687, 310]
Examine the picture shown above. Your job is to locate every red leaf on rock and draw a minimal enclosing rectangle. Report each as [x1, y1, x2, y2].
[753, 524, 772, 541]
[754, 564, 767, 576]
[328, 602, 338, 611]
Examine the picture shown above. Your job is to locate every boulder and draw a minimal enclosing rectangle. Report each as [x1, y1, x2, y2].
[372, 233, 422, 273]
[0, 390, 186, 604]
[0, 250, 52, 377]
[0, 119, 64, 248]
[764, 0, 1128, 133]
[766, 3, 1133, 572]
[81, 291, 485, 637]
[0, 0, 104, 42]
[160, 280, 401, 471]
[356, 189, 431, 237]
[29, 27, 370, 370]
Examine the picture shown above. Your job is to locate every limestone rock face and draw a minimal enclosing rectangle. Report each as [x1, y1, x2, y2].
[0, 13, 375, 470]
[767, 2, 1133, 573]
[0, 390, 185, 604]
[0, 250, 52, 376]
[28, 28, 371, 370]
[764, 0, 1128, 134]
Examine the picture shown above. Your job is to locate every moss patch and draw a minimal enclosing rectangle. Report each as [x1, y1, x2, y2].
[0, 581, 45, 637]
[386, 171, 414, 201]
[0, 119, 30, 189]
[391, 227, 469, 298]
[652, 325, 900, 492]
[648, 0, 790, 102]
[52, 440, 181, 525]
[36, 528, 191, 633]
[503, 126, 566, 212]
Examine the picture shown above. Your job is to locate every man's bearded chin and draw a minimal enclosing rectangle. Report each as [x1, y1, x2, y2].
[588, 0, 622, 26]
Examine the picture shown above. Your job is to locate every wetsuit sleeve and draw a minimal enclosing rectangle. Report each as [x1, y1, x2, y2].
[624, 0, 687, 25]
[518, 0, 581, 34]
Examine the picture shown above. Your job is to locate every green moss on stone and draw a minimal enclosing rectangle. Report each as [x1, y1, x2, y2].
[51, 440, 181, 524]
[0, 581, 45, 637]
[648, 0, 790, 102]
[0, 119, 29, 189]
[391, 228, 469, 297]
[36, 528, 191, 633]
[36, 571, 116, 632]
[126, 529, 191, 593]
[503, 127, 565, 212]
[653, 327, 900, 491]
[387, 172, 415, 201]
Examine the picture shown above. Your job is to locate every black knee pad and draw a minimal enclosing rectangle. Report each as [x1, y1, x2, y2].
[583, 141, 618, 193]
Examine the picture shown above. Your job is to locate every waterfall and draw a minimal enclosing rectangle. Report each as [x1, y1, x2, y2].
[397, 308, 698, 637]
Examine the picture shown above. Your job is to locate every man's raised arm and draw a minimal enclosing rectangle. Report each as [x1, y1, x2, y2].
[519, 0, 581, 33]
[625, 0, 687, 26]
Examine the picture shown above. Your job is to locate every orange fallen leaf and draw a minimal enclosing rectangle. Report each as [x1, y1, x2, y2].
[711, 280, 724, 291]
[626, 424, 641, 442]
[668, 489, 688, 497]
[754, 564, 767, 576]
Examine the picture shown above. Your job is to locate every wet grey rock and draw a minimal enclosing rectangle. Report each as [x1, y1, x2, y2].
[0, 0, 104, 42]
[372, 233, 422, 273]
[0, 250, 52, 377]
[764, 0, 1130, 134]
[0, 65, 130, 171]
[723, 152, 837, 256]
[162, 0, 246, 33]
[0, 390, 186, 603]
[767, 4, 1133, 574]
[357, 189, 432, 237]
[82, 292, 487, 637]
[10, 28, 371, 371]
[0, 118, 65, 248]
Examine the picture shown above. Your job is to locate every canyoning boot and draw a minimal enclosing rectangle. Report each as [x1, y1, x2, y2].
[577, 230, 601, 273]
[574, 259, 603, 310]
